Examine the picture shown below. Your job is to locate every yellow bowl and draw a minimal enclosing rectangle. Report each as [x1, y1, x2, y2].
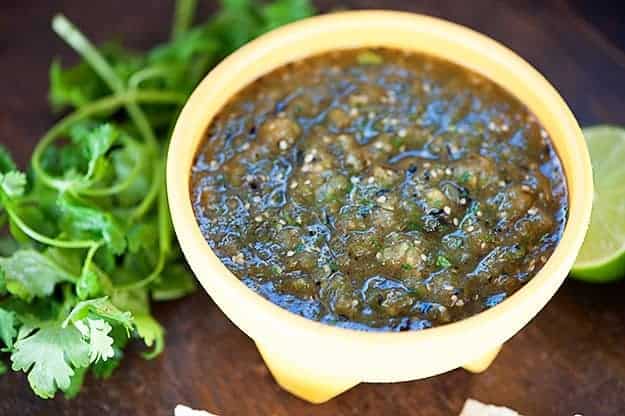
[167, 11, 593, 404]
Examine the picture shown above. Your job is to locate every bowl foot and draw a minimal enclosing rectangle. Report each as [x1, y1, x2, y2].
[462, 344, 502, 373]
[256, 342, 360, 404]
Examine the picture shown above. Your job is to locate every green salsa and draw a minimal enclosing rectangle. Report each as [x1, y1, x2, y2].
[190, 48, 567, 331]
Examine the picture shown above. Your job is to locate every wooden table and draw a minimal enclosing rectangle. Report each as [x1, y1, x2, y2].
[1, 1, 624, 415]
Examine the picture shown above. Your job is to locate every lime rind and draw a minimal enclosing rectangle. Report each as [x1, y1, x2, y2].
[571, 125, 625, 282]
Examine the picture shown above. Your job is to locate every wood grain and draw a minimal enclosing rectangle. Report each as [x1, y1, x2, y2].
[1, 1, 624, 415]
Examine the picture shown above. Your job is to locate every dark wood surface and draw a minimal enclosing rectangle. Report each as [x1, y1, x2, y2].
[1, 1, 625, 415]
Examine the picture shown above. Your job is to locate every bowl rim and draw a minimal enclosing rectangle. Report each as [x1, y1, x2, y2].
[167, 10, 593, 347]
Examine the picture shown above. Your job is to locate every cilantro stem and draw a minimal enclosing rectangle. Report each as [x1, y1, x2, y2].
[76, 138, 145, 197]
[172, 0, 197, 39]
[157, 174, 173, 257]
[91, 263, 114, 294]
[115, 251, 165, 291]
[32, 90, 184, 192]
[52, 15, 159, 154]
[81, 242, 102, 276]
[117, 158, 169, 291]
[3, 201, 98, 249]
[129, 159, 162, 220]
[128, 66, 172, 90]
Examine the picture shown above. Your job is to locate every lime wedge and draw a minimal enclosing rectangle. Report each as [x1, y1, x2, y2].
[571, 125, 625, 282]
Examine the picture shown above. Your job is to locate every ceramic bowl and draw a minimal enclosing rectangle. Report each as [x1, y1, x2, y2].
[167, 11, 593, 404]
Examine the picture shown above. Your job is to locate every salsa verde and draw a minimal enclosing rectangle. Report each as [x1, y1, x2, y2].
[191, 48, 568, 331]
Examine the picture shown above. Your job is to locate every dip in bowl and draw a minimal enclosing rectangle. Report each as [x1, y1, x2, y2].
[168, 11, 592, 403]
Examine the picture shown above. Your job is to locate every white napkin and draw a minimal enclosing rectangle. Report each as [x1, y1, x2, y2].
[459, 399, 522, 416]
[174, 404, 217, 416]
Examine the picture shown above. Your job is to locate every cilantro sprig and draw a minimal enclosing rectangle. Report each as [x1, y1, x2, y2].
[0, 0, 314, 399]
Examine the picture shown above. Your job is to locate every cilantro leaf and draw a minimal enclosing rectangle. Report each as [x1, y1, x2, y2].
[63, 365, 87, 399]
[74, 318, 115, 363]
[0, 0, 315, 399]
[133, 314, 164, 359]
[111, 286, 148, 312]
[11, 324, 90, 399]
[0, 237, 19, 257]
[0, 267, 5, 295]
[151, 264, 197, 301]
[0, 171, 27, 198]
[45, 247, 83, 277]
[0, 308, 17, 350]
[76, 270, 101, 300]
[259, 0, 316, 32]
[49, 59, 106, 112]
[0, 361, 7, 376]
[127, 222, 158, 253]
[58, 197, 127, 254]
[0, 250, 76, 300]
[63, 297, 133, 331]
[49, 44, 142, 112]
[68, 123, 119, 181]
[91, 324, 128, 379]
[0, 145, 17, 174]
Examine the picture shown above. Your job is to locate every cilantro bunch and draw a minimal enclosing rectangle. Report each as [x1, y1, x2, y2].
[0, 0, 314, 399]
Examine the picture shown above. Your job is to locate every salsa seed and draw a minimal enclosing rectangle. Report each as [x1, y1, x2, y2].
[453, 218, 459, 226]
[443, 206, 451, 215]
[232, 253, 245, 264]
